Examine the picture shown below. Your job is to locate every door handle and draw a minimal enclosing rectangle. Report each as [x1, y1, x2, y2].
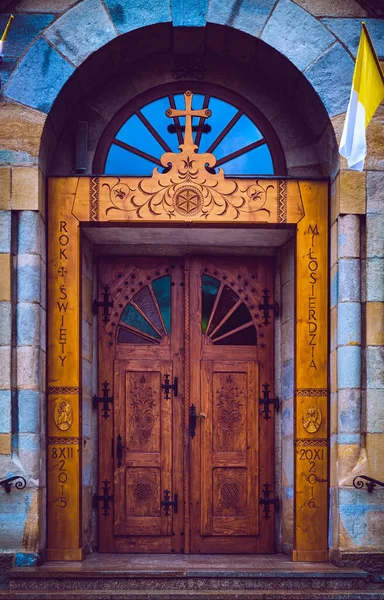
[116, 434, 125, 468]
[189, 405, 206, 438]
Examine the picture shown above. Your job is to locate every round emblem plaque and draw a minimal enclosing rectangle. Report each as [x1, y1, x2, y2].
[173, 185, 203, 216]
[302, 404, 322, 433]
[54, 400, 73, 431]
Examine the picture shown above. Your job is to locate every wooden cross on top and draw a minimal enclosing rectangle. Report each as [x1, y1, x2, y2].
[166, 90, 212, 150]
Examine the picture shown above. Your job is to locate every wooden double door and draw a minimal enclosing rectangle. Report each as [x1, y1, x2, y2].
[96, 256, 276, 553]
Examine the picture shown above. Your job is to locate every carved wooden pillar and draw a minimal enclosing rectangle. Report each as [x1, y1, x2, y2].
[293, 181, 328, 561]
[47, 178, 84, 560]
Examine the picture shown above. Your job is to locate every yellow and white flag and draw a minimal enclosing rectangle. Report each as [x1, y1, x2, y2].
[340, 23, 384, 171]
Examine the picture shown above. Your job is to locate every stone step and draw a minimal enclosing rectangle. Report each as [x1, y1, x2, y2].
[2, 589, 384, 600]
[7, 569, 383, 592]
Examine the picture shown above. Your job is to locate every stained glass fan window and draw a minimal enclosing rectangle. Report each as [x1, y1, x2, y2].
[117, 276, 171, 344]
[103, 92, 277, 176]
[202, 275, 257, 345]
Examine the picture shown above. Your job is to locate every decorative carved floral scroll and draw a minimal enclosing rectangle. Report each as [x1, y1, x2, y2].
[100, 91, 274, 221]
[130, 375, 157, 444]
[102, 163, 274, 221]
[216, 374, 245, 436]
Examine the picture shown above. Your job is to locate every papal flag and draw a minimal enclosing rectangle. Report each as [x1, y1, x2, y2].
[339, 23, 384, 171]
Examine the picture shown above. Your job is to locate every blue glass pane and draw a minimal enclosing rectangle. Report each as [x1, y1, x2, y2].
[220, 143, 274, 175]
[105, 144, 158, 175]
[117, 327, 157, 344]
[214, 114, 263, 161]
[141, 97, 180, 152]
[116, 114, 164, 157]
[199, 97, 238, 153]
[152, 276, 171, 333]
[121, 304, 161, 339]
[105, 94, 276, 176]
[202, 275, 220, 334]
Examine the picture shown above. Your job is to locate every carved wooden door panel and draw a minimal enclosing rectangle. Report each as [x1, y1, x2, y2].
[97, 258, 184, 553]
[189, 257, 276, 553]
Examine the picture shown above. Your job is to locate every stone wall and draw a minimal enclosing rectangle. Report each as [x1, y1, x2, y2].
[0, 0, 383, 569]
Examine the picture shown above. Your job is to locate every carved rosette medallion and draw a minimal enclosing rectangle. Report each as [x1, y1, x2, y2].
[220, 480, 240, 507]
[216, 475, 245, 515]
[133, 481, 153, 504]
[53, 400, 73, 431]
[302, 404, 322, 433]
[173, 185, 204, 216]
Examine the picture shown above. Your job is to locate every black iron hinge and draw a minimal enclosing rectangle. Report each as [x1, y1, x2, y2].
[93, 479, 114, 516]
[93, 285, 113, 323]
[259, 383, 279, 420]
[161, 373, 178, 400]
[259, 482, 279, 519]
[161, 489, 178, 516]
[93, 381, 114, 419]
[259, 288, 279, 325]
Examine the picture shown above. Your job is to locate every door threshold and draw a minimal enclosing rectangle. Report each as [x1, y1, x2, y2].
[27, 553, 364, 574]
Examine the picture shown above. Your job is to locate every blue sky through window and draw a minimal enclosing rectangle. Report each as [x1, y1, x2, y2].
[104, 92, 274, 176]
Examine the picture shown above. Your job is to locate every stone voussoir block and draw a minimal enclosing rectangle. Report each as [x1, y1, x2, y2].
[207, 0, 274, 36]
[305, 43, 354, 117]
[261, 0, 335, 72]
[172, 0, 208, 27]
[44, 0, 117, 67]
[0, 13, 54, 59]
[321, 18, 384, 58]
[5, 38, 75, 114]
[103, 0, 171, 34]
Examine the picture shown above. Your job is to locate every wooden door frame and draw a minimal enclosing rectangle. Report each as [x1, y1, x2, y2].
[47, 176, 328, 561]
